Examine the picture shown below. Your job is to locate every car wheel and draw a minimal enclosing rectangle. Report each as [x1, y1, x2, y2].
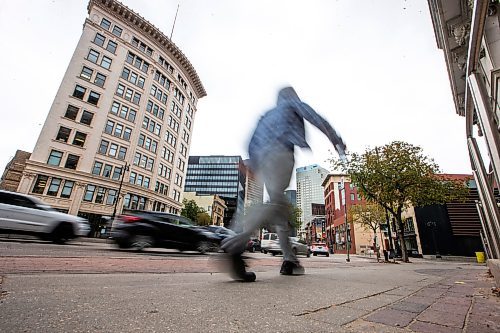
[326, 253, 330, 257]
[263, 250, 268, 254]
[130, 234, 154, 251]
[197, 241, 214, 254]
[313, 253, 317, 256]
[51, 223, 74, 244]
[271, 252, 276, 256]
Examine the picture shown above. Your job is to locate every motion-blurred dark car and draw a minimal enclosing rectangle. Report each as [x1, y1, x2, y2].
[201, 225, 235, 243]
[111, 211, 219, 253]
[246, 238, 261, 252]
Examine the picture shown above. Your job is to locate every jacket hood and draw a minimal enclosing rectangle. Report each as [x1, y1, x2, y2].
[277, 86, 301, 105]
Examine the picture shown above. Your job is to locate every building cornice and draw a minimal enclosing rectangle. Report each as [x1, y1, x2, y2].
[88, 0, 207, 99]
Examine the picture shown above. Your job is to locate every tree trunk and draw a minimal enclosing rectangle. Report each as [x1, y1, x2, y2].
[397, 216, 408, 262]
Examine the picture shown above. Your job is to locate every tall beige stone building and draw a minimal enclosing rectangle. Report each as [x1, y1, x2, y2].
[17, 0, 206, 231]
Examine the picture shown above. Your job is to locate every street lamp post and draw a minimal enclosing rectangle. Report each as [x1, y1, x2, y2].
[111, 162, 129, 223]
[340, 177, 350, 263]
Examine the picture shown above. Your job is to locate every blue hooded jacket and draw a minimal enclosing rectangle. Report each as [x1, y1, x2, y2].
[248, 87, 346, 165]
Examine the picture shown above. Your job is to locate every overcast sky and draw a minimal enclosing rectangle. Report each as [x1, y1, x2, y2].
[0, 0, 473, 188]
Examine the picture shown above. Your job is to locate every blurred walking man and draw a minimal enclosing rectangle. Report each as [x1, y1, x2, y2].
[221, 86, 347, 282]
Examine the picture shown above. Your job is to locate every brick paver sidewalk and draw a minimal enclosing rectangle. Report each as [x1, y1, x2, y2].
[345, 268, 499, 332]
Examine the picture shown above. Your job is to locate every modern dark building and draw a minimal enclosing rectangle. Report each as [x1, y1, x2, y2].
[414, 186, 498, 257]
[284, 190, 297, 207]
[185, 156, 246, 227]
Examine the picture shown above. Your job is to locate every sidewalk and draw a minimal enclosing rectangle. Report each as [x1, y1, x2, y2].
[1, 254, 498, 332]
[345, 266, 499, 332]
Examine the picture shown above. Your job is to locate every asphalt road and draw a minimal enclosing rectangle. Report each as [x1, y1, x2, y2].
[0, 236, 498, 333]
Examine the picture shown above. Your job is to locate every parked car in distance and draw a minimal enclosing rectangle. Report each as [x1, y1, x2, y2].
[111, 211, 219, 253]
[260, 232, 278, 254]
[267, 236, 310, 257]
[0, 190, 90, 243]
[310, 242, 330, 256]
[246, 238, 261, 252]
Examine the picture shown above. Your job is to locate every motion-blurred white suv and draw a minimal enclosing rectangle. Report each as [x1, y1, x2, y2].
[0, 190, 90, 243]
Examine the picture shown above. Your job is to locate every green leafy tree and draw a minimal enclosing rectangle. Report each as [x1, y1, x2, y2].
[332, 141, 469, 262]
[348, 203, 385, 261]
[196, 211, 212, 226]
[181, 199, 202, 223]
[289, 205, 302, 236]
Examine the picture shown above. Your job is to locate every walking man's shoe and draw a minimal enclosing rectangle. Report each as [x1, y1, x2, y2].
[280, 260, 305, 275]
[228, 253, 256, 282]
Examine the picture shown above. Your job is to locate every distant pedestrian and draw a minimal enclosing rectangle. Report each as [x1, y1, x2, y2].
[222, 86, 347, 282]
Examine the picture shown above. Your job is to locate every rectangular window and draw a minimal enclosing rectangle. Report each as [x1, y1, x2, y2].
[47, 150, 63, 166]
[100, 18, 111, 30]
[100, 56, 112, 70]
[92, 161, 103, 175]
[88, 91, 100, 105]
[87, 49, 99, 63]
[137, 76, 145, 89]
[129, 171, 136, 184]
[65, 105, 79, 120]
[136, 174, 143, 186]
[95, 187, 106, 204]
[110, 101, 120, 115]
[112, 167, 122, 180]
[103, 164, 112, 178]
[80, 66, 93, 80]
[138, 134, 145, 147]
[105, 120, 114, 134]
[133, 92, 141, 105]
[73, 85, 86, 99]
[134, 152, 141, 165]
[118, 147, 127, 160]
[106, 40, 117, 54]
[99, 140, 109, 154]
[123, 127, 132, 141]
[46, 178, 62, 196]
[129, 72, 137, 84]
[128, 110, 136, 122]
[106, 189, 117, 205]
[84, 185, 96, 202]
[80, 111, 93, 125]
[72, 131, 87, 147]
[32, 175, 49, 194]
[93, 33, 105, 47]
[121, 67, 130, 80]
[94, 73, 106, 87]
[56, 126, 71, 142]
[64, 154, 79, 169]
[109, 143, 118, 157]
[116, 84, 125, 97]
[60, 180, 74, 198]
[113, 123, 123, 137]
[112, 25, 122, 37]
[125, 88, 133, 101]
